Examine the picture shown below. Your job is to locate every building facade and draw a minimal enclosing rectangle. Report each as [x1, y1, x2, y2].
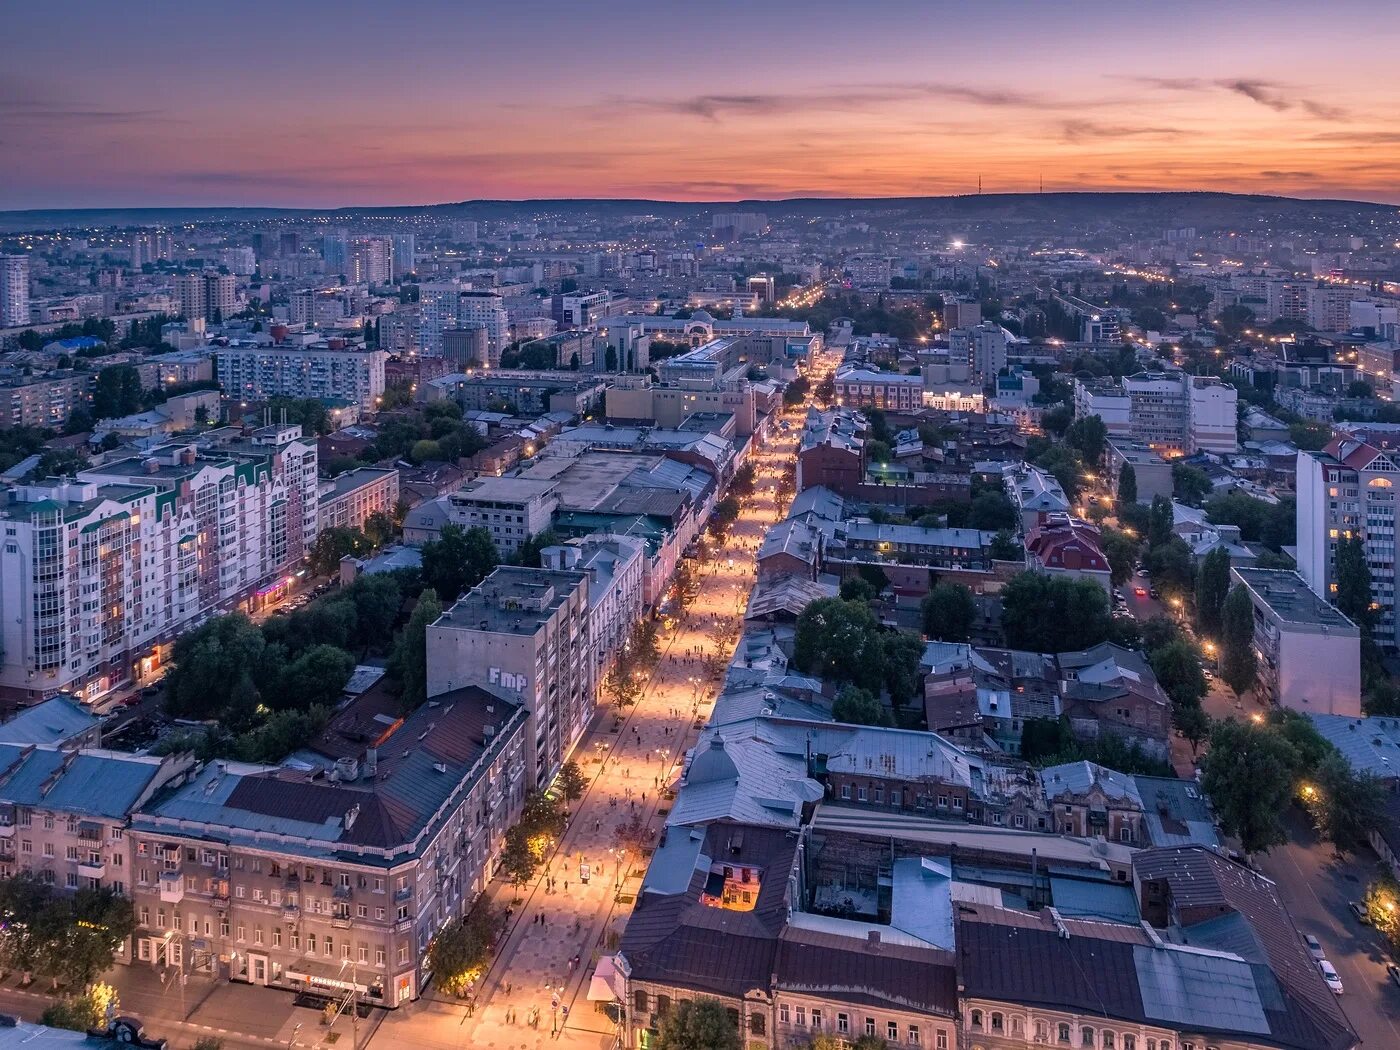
[216, 344, 387, 410]
[318, 468, 400, 534]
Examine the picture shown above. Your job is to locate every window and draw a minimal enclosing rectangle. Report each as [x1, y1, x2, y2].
[780, 1004, 789, 1025]
[273, 928, 282, 948]
[908, 1025, 920, 1045]
[1103, 1034, 1114, 1049]
[936, 1033, 948, 1050]
[837, 1013, 849, 1035]
[633, 990, 648, 1014]
[888, 1021, 899, 1041]
[1059, 1024, 1072, 1044]
[307, 933, 316, 954]
[1083, 1027, 1096, 1047]
[1123, 1037, 1136, 1050]
[811, 1009, 821, 1029]
[795, 1007, 806, 1026]
[991, 1013, 1004, 1033]
[866, 1018, 877, 1037]
[971, 1010, 983, 1031]
[749, 1013, 765, 1036]
[841, 784, 851, 800]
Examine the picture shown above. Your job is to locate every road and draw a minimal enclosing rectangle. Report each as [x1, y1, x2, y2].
[367, 354, 838, 1050]
[1254, 816, 1400, 1048]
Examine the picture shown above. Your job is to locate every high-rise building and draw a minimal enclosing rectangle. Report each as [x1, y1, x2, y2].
[1074, 371, 1237, 456]
[442, 325, 488, 367]
[1298, 435, 1400, 651]
[0, 255, 30, 328]
[952, 322, 1009, 383]
[426, 565, 594, 790]
[129, 232, 173, 269]
[390, 233, 416, 278]
[418, 280, 462, 357]
[456, 290, 511, 365]
[1309, 285, 1352, 333]
[710, 211, 766, 236]
[348, 236, 392, 285]
[322, 229, 349, 273]
[943, 298, 982, 330]
[177, 272, 238, 321]
[217, 246, 256, 276]
[216, 344, 388, 409]
[0, 428, 318, 705]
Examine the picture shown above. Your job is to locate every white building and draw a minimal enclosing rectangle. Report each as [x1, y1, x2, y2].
[542, 535, 647, 676]
[951, 323, 1009, 384]
[0, 255, 31, 328]
[442, 477, 560, 556]
[456, 291, 511, 365]
[216, 344, 387, 410]
[0, 428, 318, 705]
[1298, 435, 1400, 651]
[348, 237, 391, 285]
[176, 272, 238, 321]
[834, 367, 924, 412]
[1074, 372, 1236, 457]
[1230, 567, 1361, 716]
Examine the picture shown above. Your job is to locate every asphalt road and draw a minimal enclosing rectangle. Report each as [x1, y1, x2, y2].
[1254, 816, 1400, 1047]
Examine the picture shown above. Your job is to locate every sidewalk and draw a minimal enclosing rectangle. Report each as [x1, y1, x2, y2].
[367, 425, 795, 1050]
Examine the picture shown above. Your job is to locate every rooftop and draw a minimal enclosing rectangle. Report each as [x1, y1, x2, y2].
[1231, 568, 1358, 633]
[434, 565, 588, 635]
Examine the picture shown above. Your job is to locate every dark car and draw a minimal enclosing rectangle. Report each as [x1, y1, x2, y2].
[1387, 961, 1400, 987]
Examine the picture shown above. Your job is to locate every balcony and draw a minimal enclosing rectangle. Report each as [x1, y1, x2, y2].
[0, 825, 14, 839]
[393, 917, 414, 933]
[283, 903, 300, 918]
[78, 859, 107, 879]
[158, 871, 184, 903]
[331, 916, 352, 929]
[332, 884, 353, 900]
[393, 886, 412, 903]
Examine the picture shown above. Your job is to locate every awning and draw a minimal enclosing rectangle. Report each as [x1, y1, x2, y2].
[587, 955, 619, 1002]
[285, 960, 377, 995]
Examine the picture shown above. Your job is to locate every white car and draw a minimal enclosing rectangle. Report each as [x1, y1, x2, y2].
[1318, 959, 1343, 995]
[1303, 934, 1325, 960]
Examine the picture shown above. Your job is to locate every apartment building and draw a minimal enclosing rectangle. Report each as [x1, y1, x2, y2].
[1105, 442, 1172, 505]
[456, 291, 511, 365]
[0, 746, 192, 897]
[0, 428, 318, 705]
[1298, 435, 1400, 651]
[0, 255, 30, 328]
[1074, 372, 1237, 456]
[318, 468, 399, 533]
[541, 536, 646, 676]
[426, 567, 593, 790]
[126, 687, 528, 1006]
[177, 272, 238, 322]
[606, 373, 758, 435]
[216, 344, 387, 410]
[421, 370, 607, 416]
[442, 477, 560, 556]
[834, 366, 925, 412]
[1230, 567, 1361, 716]
[951, 323, 1009, 384]
[0, 372, 91, 428]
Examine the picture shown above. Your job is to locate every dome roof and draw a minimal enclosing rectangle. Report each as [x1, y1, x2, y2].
[686, 733, 738, 784]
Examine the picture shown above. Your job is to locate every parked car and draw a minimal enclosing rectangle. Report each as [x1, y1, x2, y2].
[1349, 901, 1370, 924]
[1303, 934, 1325, 960]
[1148, 587, 1160, 599]
[1136, 568, 1149, 577]
[1387, 961, 1400, 987]
[1319, 959, 1344, 995]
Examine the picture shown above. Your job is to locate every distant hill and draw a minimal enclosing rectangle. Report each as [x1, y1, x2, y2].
[0, 191, 1393, 233]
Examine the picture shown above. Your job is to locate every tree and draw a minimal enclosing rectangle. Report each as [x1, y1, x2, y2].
[1041, 404, 1074, 437]
[1219, 584, 1257, 697]
[421, 524, 498, 601]
[793, 598, 885, 693]
[513, 528, 562, 569]
[1200, 719, 1300, 855]
[92, 364, 143, 419]
[604, 345, 618, 371]
[1064, 414, 1108, 465]
[1147, 537, 1195, 598]
[1219, 304, 1255, 338]
[1100, 528, 1140, 587]
[500, 827, 542, 899]
[1172, 464, 1213, 507]
[1194, 547, 1232, 640]
[832, 684, 893, 727]
[309, 526, 369, 575]
[1150, 639, 1207, 710]
[1030, 445, 1085, 501]
[1334, 536, 1373, 632]
[840, 577, 878, 604]
[1117, 463, 1138, 505]
[999, 572, 1111, 653]
[1175, 704, 1211, 756]
[1147, 495, 1174, 550]
[708, 497, 741, 539]
[42, 983, 119, 1032]
[164, 614, 268, 720]
[1306, 752, 1385, 854]
[989, 530, 1022, 561]
[921, 582, 976, 641]
[557, 760, 587, 803]
[881, 631, 925, 707]
[363, 510, 396, 548]
[654, 997, 742, 1050]
[427, 901, 502, 996]
[966, 490, 1018, 531]
[276, 645, 355, 710]
[1139, 614, 1184, 653]
[392, 588, 442, 712]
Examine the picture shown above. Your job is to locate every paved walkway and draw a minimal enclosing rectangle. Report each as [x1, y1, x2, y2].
[369, 409, 808, 1050]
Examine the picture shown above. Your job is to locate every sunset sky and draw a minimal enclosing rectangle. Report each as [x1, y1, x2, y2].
[4, 0, 1398, 210]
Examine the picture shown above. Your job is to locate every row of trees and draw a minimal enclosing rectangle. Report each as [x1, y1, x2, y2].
[604, 620, 663, 708]
[0, 875, 135, 991]
[793, 597, 924, 716]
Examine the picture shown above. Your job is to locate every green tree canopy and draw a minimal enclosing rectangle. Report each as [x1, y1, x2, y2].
[999, 572, 1111, 652]
[1200, 718, 1300, 855]
[421, 524, 499, 601]
[1116, 463, 1138, 505]
[1220, 584, 1257, 697]
[832, 684, 893, 727]
[1194, 547, 1232, 640]
[793, 597, 887, 693]
[921, 582, 976, 642]
[1064, 414, 1108, 465]
[391, 588, 442, 712]
[654, 997, 742, 1050]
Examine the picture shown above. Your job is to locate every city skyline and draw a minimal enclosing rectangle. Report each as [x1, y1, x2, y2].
[4, 0, 1399, 210]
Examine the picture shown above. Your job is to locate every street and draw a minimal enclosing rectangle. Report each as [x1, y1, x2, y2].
[366, 358, 833, 1049]
[1254, 816, 1400, 1048]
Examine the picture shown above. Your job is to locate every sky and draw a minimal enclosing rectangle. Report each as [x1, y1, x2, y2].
[3, 0, 1399, 210]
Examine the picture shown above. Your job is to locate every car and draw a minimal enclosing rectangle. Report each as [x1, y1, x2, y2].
[1136, 568, 1149, 577]
[1112, 589, 1125, 601]
[1202, 669, 1214, 681]
[1350, 901, 1370, 924]
[1135, 586, 1147, 596]
[1388, 962, 1400, 987]
[1148, 587, 1160, 599]
[1303, 934, 1325, 960]
[1318, 959, 1344, 995]
[142, 685, 160, 697]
